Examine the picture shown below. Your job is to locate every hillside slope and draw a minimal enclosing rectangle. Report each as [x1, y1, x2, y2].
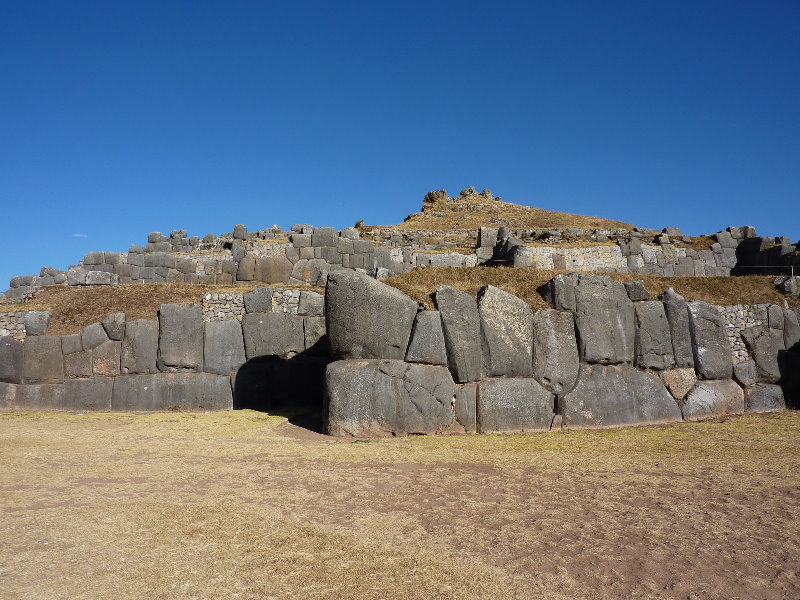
[366, 188, 635, 232]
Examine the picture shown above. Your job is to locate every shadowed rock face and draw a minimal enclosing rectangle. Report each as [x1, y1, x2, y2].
[435, 286, 483, 383]
[560, 364, 681, 428]
[325, 359, 459, 437]
[476, 378, 553, 434]
[405, 311, 448, 366]
[740, 326, 785, 383]
[532, 309, 579, 395]
[571, 275, 635, 365]
[634, 301, 675, 370]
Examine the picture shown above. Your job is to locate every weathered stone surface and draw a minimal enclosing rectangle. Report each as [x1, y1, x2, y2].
[767, 304, 784, 330]
[681, 379, 744, 420]
[745, 384, 785, 412]
[64, 350, 92, 378]
[298, 291, 325, 316]
[659, 368, 697, 401]
[312, 227, 337, 247]
[24, 311, 50, 336]
[63, 378, 113, 410]
[560, 363, 681, 427]
[435, 286, 483, 382]
[22, 336, 64, 383]
[92, 340, 120, 376]
[236, 255, 255, 281]
[243, 286, 273, 313]
[0, 382, 14, 409]
[255, 256, 292, 283]
[733, 360, 759, 387]
[532, 309, 579, 395]
[326, 270, 417, 361]
[624, 280, 650, 302]
[405, 311, 448, 366]
[242, 312, 305, 359]
[325, 360, 457, 436]
[82, 322, 109, 350]
[176, 258, 196, 275]
[13, 383, 64, 410]
[661, 288, 694, 368]
[101, 312, 126, 341]
[740, 326, 784, 383]
[61, 334, 83, 355]
[111, 373, 233, 411]
[572, 275, 635, 364]
[157, 304, 203, 371]
[783, 309, 800, 350]
[0, 336, 24, 383]
[453, 383, 477, 433]
[204, 320, 246, 375]
[122, 319, 158, 374]
[687, 301, 732, 379]
[541, 274, 577, 312]
[476, 378, 554, 434]
[303, 316, 327, 352]
[634, 301, 675, 370]
[477, 286, 533, 377]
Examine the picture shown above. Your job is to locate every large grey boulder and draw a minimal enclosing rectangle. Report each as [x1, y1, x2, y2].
[24, 311, 50, 336]
[242, 312, 305, 359]
[560, 363, 682, 428]
[254, 256, 292, 283]
[435, 286, 483, 382]
[81, 322, 109, 350]
[303, 316, 327, 352]
[64, 350, 92, 378]
[740, 326, 785, 383]
[243, 287, 273, 313]
[624, 280, 650, 302]
[745, 384, 785, 412]
[405, 311, 448, 366]
[62, 378, 113, 411]
[733, 359, 759, 387]
[122, 319, 158, 374]
[687, 301, 732, 379]
[101, 312, 126, 340]
[783, 309, 800, 350]
[453, 383, 477, 433]
[681, 379, 744, 420]
[572, 274, 635, 364]
[532, 309, 579, 394]
[298, 291, 325, 316]
[476, 378, 554, 434]
[634, 301, 675, 370]
[0, 337, 23, 383]
[661, 288, 694, 368]
[22, 336, 64, 383]
[13, 383, 64, 410]
[111, 373, 233, 411]
[325, 270, 417, 361]
[325, 360, 457, 436]
[541, 273, 577, 312]
[477, 286, 533, 377]
[61, 334, 83, 355]
[236, 255, 255, 281]
[92, 340, 121, 376]
[157, 304, 203, 371]
[204, 320, 246, 375]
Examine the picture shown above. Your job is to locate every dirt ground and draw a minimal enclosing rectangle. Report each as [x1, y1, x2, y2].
[1, 410, 799, 600]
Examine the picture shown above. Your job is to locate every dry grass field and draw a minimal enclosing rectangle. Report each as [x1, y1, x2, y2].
[2, 410, 799, 599]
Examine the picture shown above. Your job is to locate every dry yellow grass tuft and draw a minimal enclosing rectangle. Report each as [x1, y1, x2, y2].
[385, 266, 799, 310]
[1, 410, 799, 600]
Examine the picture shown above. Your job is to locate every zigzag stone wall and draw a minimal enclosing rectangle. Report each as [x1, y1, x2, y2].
[1, 272, 798, 428]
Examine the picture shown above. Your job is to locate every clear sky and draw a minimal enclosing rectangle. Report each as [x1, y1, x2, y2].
[1, 1, 798, 287]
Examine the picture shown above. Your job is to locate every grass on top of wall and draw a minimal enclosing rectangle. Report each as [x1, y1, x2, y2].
[384, 266, 799, 311]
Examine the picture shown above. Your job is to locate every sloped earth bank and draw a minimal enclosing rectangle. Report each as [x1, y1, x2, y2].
[2, 411, 799, 600]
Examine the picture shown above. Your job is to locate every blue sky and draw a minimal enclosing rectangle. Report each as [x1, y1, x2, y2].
[1, 1, 798, 287]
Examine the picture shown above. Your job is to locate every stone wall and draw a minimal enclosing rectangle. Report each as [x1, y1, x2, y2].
[323, 272, 800, 436]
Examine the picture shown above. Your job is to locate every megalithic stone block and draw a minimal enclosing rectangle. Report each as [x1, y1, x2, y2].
[157, 304, 203, 371]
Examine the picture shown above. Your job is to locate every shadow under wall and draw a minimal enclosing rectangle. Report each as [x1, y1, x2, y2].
[233, 350, 331, 433]
[779, 339, 800, 409]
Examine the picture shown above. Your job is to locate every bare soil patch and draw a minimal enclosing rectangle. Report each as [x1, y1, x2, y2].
[2, 410, 799, 599]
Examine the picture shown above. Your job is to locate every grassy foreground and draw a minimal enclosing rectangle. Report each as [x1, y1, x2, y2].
[1, 410, 799, 599]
